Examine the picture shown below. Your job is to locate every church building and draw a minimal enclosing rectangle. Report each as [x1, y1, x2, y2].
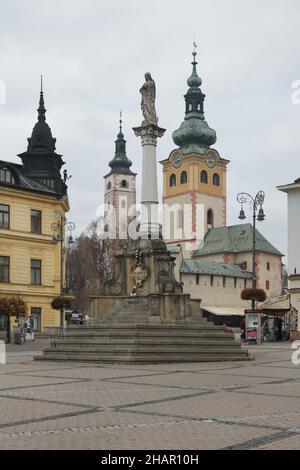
[103, 115, 136, 240]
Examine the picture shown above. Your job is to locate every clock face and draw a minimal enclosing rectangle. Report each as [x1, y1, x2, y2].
[205, 152, 217, 169]
[171, 151, 183, 169]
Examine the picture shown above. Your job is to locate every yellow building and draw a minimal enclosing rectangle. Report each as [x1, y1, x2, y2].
[0, 86, 69, 333]
[160, 48, 229, 256]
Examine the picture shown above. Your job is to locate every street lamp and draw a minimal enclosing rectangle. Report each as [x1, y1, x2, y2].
[237, 190, 266, 310]
[51, 213, 75, 335]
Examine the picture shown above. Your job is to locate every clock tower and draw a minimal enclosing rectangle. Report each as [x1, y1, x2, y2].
[160, 47, 229, 256]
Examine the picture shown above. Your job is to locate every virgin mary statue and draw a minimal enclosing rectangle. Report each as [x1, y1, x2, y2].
[140, 73, 158, 126]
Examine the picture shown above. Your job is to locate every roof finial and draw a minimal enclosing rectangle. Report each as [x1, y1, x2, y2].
[119, 110, 123, 132]
[37, 75, 46, 122]
[192, 39, 197, 62]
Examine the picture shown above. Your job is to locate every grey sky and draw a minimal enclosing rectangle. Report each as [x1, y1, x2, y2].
[0, 0, 299, 261]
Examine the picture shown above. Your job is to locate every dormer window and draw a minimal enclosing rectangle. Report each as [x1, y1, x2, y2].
[0, 167, 15, 185]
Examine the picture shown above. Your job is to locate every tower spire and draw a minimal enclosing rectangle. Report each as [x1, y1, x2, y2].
[108, 113, 133, 173]
[119, 110, 123, 133]
[172, 47, 217, 153]
[37, 74, 46, 123]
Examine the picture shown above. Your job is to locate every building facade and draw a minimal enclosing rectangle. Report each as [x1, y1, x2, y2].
[0, 87, 69, 333]
[278, 178, 300, 336]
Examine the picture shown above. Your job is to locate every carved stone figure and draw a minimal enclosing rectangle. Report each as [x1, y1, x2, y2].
[140, 73, 158, 126]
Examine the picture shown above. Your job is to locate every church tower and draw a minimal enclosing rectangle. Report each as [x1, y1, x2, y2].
[18, 78, 67, 195]
[160, 47, 229, 255]
[104, 114, 136, 238]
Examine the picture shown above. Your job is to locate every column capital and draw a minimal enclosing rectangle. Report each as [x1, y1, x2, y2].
[133, 124, 166, 146]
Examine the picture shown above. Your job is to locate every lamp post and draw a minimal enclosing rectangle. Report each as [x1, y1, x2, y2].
[51, 213, 75, 336]
[237, 190, 266, 310]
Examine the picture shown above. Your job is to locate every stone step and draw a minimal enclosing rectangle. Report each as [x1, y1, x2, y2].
[62, 332, 233, 342]
[66, 324, 226, 332]
[43, 349, 247, 358]
[35, 353, 252, 363]
[47, 342, 241, 351]
[51, 339, 239, 347]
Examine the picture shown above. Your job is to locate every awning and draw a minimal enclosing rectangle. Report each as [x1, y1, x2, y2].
[260, 294, 291, 313]
[201, 306, 245, 317]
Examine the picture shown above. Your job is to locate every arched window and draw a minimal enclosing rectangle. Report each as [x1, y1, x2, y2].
[0, 167, 16, 184]
[213, 173, 220, 187]
[200, 170, 208, 184]
[121, 180, 127, 188]
[169, 174, 176, 188]
[180, 171, 188, 185]
[107, 182, 111, 190]
[207, 209, 214, 228]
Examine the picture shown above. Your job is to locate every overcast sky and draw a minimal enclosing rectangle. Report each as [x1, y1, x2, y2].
[1, 0, 299, 261]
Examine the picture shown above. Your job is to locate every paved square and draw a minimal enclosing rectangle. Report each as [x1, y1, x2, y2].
[0, 341, 299, 450]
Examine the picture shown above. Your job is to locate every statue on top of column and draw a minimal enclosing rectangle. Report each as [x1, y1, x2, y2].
[140, 73, 158, 127]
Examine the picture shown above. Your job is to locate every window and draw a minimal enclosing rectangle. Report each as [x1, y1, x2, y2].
[169, 174, 176, 187]
[210, 275, 214, 287]
[234, 278, 237, 288]
[31, 210, 41, 234]
[0, 256, 9, 283]
[0, 204, 9, 229]
[200, 170, 208, 184]
[196, 274, 200, 285]
[107, 182, 111, 190]
[241, 261, 248, 270]
[207, 209, 214, 227]
[31, 259, 41, 285]
[180, 171, 188, 184]
[267, 262, 271, 271]
[223, 277, 226, 288]
[121, 180, 127, 188]
[213, 173, 220, 187]
[0, 167, 15, 184]
[266, 280, 270, 291]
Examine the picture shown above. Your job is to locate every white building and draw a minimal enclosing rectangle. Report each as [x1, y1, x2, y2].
[278, 178, 300, 337]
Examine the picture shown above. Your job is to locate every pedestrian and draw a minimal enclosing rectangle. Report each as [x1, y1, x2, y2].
[262, 319, 269, 342]
[240, 319, 246, 343]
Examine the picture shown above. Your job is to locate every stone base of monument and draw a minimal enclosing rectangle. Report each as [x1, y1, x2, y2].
[35, 238, 252, 363]
[35, 296, 251, 363]
[35, 324, 251, 363]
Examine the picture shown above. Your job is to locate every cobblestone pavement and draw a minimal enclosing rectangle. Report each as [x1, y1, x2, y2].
[0, 340, 299, 450]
